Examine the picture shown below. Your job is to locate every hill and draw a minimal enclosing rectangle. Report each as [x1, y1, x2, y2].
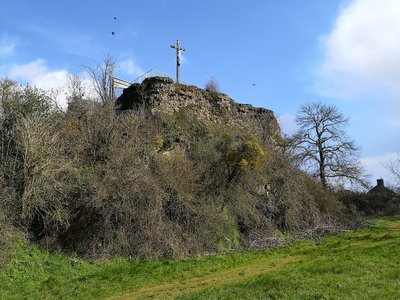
[0, 77, 352, 260]
[116, 77, 281, 146]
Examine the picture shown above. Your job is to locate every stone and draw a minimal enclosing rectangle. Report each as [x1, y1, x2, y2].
[116, 77, 282, 146]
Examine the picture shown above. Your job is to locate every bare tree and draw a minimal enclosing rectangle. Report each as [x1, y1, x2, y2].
[66, 73, 85, 104]
[288, 102, 367, 188]
[65, 73, 87, 117]
[205, 76, 220, 93]
[85, 55, 115, 102]
[388, 152, 400, 188]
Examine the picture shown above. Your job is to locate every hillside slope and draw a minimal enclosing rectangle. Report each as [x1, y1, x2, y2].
[0, 78, 349, 260]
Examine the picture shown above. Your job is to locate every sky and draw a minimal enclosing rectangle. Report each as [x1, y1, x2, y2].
[1, 0, 400, 187]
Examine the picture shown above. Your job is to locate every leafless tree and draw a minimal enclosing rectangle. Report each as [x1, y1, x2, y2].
[288, 102, 367, 188]
[85, 55, 115, 102]
[387, 152, 400, 188]
[205, 76, 220, 93]
[66, 73, 85, 104]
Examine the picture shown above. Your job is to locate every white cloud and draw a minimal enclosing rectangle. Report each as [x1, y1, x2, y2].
[8, 59, 70, 108]
[278, 113, 297, 134]
[361, 152, 398, 187]
[118, 59, 144, 79]
[319, 0, 400, 96]
[9, 59, 66, 87]
[0, 34, 16, 57]
[7, 59, 119, 108]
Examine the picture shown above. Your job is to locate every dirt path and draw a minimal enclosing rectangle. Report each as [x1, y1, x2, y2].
[110, 255, 303, 300]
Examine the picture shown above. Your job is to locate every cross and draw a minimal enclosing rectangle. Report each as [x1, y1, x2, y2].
[170, 40, 186, 83]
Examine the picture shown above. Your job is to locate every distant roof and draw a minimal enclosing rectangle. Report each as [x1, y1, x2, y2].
[368, 179, 396, 196]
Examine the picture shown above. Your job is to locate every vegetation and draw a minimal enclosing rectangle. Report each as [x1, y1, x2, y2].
[388, 151, 400, 190]
[0, 78, 354, 260]
[0, 217, 398, 299]
[205, 76, 220, 93]
[0, 65, 399, 299]
[84, 55, 116, 102]
[0, 72, 398, 299]
[287, 102, 367, 188]
[178, 217, 400, 300]
[338, 190, 400, 216]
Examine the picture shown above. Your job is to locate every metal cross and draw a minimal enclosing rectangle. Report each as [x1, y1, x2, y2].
[170, 40, 186, 83]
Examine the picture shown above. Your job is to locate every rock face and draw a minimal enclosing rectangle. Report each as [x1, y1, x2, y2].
[116, 77, 281, 145]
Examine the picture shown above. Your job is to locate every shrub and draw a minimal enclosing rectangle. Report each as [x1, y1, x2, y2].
[0, 78, 352, 259]
[338, 191, 400, 216]
[205, 77, 220, 93]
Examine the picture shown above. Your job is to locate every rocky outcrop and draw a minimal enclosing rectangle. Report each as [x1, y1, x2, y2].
[116, 77, 281, 145]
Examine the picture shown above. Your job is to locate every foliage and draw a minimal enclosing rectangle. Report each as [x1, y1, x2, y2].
[0, 78, 357, 260]
[338, 190, 400, 216]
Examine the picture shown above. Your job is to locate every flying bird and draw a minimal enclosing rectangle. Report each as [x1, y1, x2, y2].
[114, 17, 117, 20]
[252, 83, 256, 86]
[111, 31, 116, 36]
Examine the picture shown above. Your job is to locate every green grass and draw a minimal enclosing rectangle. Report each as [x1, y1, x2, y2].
[0, 217, 399, 299]
[0, 234, 301, 299]
[179, 217, 400, 300]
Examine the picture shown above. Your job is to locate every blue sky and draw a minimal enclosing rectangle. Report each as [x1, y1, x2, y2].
[1, 0, 400, 187]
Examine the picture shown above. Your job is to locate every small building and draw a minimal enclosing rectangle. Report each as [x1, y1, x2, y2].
[368, 179, 396, 196]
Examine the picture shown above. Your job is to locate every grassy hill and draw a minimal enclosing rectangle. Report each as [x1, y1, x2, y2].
[0, 217, 399, 299]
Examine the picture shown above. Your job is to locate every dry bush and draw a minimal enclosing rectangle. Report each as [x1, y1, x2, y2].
[338, 191, 399, 216]
[16, 116, 81, 241]
[307, 182, 342, 216]
[58, 105, 204, 258]
[0, 80, 61, 234]
[265, 154, 322, 232]
[155, 147, 197, 225]
[0, 173, 18, 271]
[0, 171, 19, 225]
[0, 81, 60, 265]
[0, 78, 353, 259]
[0, 81, 54, 198]
[205, 77, 220, 93]
[78, 101, 118, 164]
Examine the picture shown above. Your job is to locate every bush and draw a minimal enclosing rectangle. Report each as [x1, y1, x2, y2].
[205, 77, 220, 93]
[0, 79, 353, 259]
[338, 191, 400, 216]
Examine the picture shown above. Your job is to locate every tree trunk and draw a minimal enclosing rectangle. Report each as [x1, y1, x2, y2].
[317, 138, 327, 187]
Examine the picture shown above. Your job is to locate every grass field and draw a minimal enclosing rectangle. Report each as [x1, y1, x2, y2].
[0, 217, 399, 299]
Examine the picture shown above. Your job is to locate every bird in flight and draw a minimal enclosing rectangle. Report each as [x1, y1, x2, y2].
[112, 17, 117, 36]
[252, 83, 256, 86]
